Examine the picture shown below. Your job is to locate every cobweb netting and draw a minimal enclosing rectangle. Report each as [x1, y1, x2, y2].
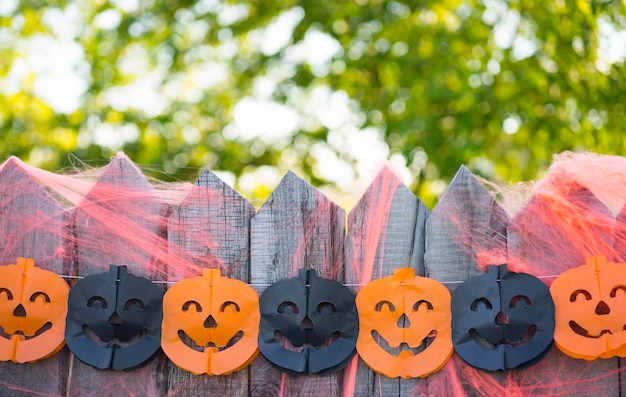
[1, 151, 626, 396]
[420, 151, 626, 397]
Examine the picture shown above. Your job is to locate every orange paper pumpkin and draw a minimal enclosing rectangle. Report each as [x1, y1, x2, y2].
[162, 268, 260, 375]
[550, 255, 626, 360]
[0, 257, 69, 363]
[356, 268, 453, 378]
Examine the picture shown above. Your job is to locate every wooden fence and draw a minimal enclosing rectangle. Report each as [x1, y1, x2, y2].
[0, 154, 623, 396]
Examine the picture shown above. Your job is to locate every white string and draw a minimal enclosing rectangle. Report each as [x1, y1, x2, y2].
[56, 274, 560, 287]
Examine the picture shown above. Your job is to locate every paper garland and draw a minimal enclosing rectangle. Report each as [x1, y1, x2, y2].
[161, 268, 260, 375]
[65, 265, 164, 370]
[258, 269, 358, 375]
[5, 256, 626, 378]
[550, 255, 626, 360]
[451, 264, 555, 371]
[356, 268, 453, 379]
[0, 258, 69, 363]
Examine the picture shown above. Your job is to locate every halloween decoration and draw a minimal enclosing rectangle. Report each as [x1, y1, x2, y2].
[0, 257, 69, 363]
[550, 255, 626, 360]
[258, 269, 358, 374]
[451, 264, 555, 371]
[162, 268, 260, 375]
[65, 265, 164, 370]
[355, 268, 452, 378]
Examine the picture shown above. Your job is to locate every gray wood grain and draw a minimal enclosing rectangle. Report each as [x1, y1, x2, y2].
[3, 154, 625, 396]
[508, 184, 614, 277]
[424, 166, 508, 288]
[68, 155, 170, 397]
[0, 157, 71, 397]
[250, 171, 345, 397]
[616, 204, 626, 397]
[166, 169, 255, 396]
[344, 166, 429, 396]
[508, 184, 618, 395]
[616, 204, 626, 261]
[424, 166, 509, 393]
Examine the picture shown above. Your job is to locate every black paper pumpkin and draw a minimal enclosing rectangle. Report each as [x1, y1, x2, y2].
[258, 269, 358, 374]
[65, 265, 164, 370]
[451, 264, 555, 371]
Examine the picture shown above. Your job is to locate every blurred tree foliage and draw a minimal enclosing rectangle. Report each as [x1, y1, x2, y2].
[0, 0, 625, 205]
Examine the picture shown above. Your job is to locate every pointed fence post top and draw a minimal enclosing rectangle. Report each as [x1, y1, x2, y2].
[425, 165, 508, 285]
[176, 168, 254, 210]
[91, 153, 154, 190]
[509, 182, 614, 276]
[257, 170, 339, 213]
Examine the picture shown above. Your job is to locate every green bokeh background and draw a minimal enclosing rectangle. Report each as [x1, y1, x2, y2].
[1, 0, 624, 206]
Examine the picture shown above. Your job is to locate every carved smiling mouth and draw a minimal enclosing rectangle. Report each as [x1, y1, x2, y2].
[273, 330, 340, 352]
[371, 329, 437, 356]
[0, 322, 52, 340]
[178, 330, 244, 352]
[469, 325, 537, 350]
[83, 325, 148, 348]
[568, 320, 624, 338]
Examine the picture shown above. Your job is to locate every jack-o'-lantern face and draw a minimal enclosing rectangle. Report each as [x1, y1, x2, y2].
[65, 265, 164, 370]
[258, 269, 359, 374]
[356, 268, 453, 379]
[0, 258, 69, 363]
[550, 255, 626, 359]
[452, 264, 555, 371]
[161, 268, 260, 375]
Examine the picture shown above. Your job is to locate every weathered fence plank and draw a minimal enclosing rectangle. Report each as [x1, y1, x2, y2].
[508, 184, 614, 276]
[68, 155, 170, 396]
[615, 204, 626, 261]
[344, 166, 429, 396]
[424, 166, 509, 286]
[2, 154, 626, 396]
[508, 185, 619, 396]
[0, 157, 71, 397]
[616, 205, 626, 397]
[249, 171, 345, 397]
[166, 169, 255, 396]
[424, 165, 509, 395]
